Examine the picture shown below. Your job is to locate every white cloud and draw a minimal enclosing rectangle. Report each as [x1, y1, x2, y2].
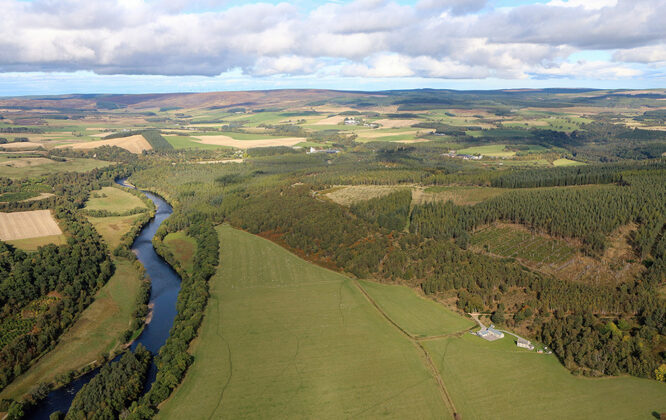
[0, 0, 663, 82]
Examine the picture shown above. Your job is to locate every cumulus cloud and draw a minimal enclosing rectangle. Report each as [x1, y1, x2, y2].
[0, 0, 663, 81]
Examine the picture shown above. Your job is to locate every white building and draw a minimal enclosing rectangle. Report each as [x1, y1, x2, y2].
[517, 338, 534, 350]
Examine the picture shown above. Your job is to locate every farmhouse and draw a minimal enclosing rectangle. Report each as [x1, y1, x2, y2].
[476, 325, 504, 341]
[308, 147, 340, 154]
[517, 338, 535, 350]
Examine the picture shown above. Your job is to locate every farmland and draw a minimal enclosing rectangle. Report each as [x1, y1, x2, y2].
[0, 209, 62, 241]
[85, 186, 147, 213]
[358, 280, 474, 338]
[471, 224, 576, 265]
[0, 157, 111, 178]
[423, 335, 666, 419]
[158, 225, 448, 419]
[86, 214, 143, 248]
[61, 134, 152, 154]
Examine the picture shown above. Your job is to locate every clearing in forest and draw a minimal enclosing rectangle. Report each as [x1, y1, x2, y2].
[61, 135, 152, 154]
[0, 210, 62, 241]
[87, 214, 143, 249]
[456, 144, 516, 157]
[418, 186, 508, 206]
[424, 334, 666, 419]
[163, 231, 196, 274]
[158, 225, 449, 419]
[471, 225, 575, 265]
[324, 185, 408, 206]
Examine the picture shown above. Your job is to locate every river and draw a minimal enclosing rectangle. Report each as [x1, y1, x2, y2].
[27, 180, 181, 419]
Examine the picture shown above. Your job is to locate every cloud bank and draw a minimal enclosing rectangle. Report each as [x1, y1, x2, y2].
[1, 0, 665, 82]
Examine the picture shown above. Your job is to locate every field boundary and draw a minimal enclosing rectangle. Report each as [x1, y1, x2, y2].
[352, 279, 458, 418]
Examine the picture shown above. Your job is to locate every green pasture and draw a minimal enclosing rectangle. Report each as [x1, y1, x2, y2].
[6, 234, 67, 251]
[553, 158, 585, 166]
[158, 225, 448, 419]
[85, 186, 147, 213]
[424, 335, 666, 419]
[457, 144, 515, 157]
[164, 136, 226, 150]
[87, 214, 143, 249]
[163, 231, 197, 274]
[358, 280, 474, 337]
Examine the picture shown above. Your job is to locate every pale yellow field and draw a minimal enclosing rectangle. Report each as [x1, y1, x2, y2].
[373, 119, 420, 128]
[60, 135, 152, 154]
[358, 129, 419, 138]
[0, 157, 54, 168]
[0, 142, 43, 150]
[191, 135, 306, 149]
[395, 139, 430, 144]
[0, 209, 62, 240]
[313, 115, 347, 125]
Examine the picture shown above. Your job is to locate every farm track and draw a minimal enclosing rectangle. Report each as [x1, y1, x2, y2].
[352, 279, 459, 418]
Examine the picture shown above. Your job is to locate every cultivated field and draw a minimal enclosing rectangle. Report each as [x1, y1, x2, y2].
[471, 225, 575, 265]
[424, 335, 666, 419]
[61, 135, 152, 154]
[358, 280, 474, 338]
[190, 135, 306, 148]
[164, 135, 224, 150]
[86, 186, 147, 213]
[0, 210, 62, 241]
[553, 158, 585, 166]
[158, 225, 448, 419]
[0, 260, 143, 400]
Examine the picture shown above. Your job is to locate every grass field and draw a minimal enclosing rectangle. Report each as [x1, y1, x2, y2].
[553, 158, 585, 166]
[358, 280, 474, 337]
[0, 259, 142, 400]
[87, 214, 143, 249]
[0, 157, 111, 178]
[164, 135, 226, 150]
[163, 231, 196, 274]
[85, 186, 147, 213]
[158, 225, 448, 419]
[62, 134, 152, 154]
[5, 234, 67, 251]
[456, 144, 516, 157]
[424, 334, 666, 419]
[471, 225, 576, 264]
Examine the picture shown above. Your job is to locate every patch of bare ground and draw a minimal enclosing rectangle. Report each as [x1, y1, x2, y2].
[191, 135, 305, 149]
[476, 223, 644, 286]
[324, 185, 410, 206]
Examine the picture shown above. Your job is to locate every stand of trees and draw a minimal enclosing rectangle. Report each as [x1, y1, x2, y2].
[64, 345, 152, 420]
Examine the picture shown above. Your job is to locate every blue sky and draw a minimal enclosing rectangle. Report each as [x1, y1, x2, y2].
[1, 0, 664, 96]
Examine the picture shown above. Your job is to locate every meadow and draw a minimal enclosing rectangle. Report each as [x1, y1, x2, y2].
[163, 231, 196, 274]
[87, 214, 143, 249]
[357, 280, 474, 338]
[471, 225, 576, 265]
[158, 225, 449, 419]
[456, 144, 516, 157]
[424, 334, 666, 419]
[0, 260, 143, 400]
[86, 186, 147, 213]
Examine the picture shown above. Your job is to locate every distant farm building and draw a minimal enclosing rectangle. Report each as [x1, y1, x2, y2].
[344, 117, 359, 125]
[517, 338, 535, 350]
[476, 325, 504, 341]
[308, 147, 340, 154]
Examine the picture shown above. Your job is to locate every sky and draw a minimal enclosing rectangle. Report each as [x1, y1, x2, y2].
[1, 0, 665, 96]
